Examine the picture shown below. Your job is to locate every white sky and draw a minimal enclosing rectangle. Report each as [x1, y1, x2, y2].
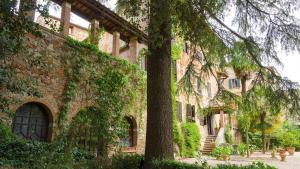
[37, 0, 300, 84]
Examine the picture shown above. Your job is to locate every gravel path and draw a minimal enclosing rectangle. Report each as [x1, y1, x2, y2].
[181, 152, 300, 169]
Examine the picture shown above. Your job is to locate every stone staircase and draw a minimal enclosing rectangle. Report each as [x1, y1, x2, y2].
[201, 135, 217, 155]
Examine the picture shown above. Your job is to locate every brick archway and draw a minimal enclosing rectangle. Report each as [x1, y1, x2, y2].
[124, 116, 138, 147]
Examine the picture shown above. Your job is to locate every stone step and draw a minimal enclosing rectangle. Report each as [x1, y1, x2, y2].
[201, 135, 217, 154]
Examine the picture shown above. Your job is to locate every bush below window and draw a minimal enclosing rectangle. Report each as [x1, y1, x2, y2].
[183, 122, 201, 157]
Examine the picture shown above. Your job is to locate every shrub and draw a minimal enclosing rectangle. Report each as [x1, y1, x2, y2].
[212, 144, 233, 160]
[214, 162, 277, 169]
[111, 153, 143, 169]
[183, 122, 201, 157]
[0, 138, 49, 168]
[280, 132, 299, 148]
[153, 159, 207, 169]
[249, 144, 258, 153]
[237, 143, 247, 156]
[275, 121, 300, 150]
[153, 160, 277, 169]
[248, 132, 262, 149]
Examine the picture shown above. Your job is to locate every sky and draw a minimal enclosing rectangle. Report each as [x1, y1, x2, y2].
[37, 0, 300, 84]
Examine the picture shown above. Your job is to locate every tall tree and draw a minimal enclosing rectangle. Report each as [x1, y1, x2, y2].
[227, 42, 258, 157]
[144, 0, 173, 168]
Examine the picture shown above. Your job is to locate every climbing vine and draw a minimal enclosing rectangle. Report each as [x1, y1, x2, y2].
[56, 37, 146, 155]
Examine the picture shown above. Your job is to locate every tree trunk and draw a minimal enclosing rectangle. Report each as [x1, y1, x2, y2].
[245, 128, 250, 157]
[260, 111, 267, 154]
[144, 0, 173, 168]
[262, 129, 266, 154]
[241, 75, 250, 157]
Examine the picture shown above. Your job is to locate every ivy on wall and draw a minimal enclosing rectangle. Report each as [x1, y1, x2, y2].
[0, 32, 146, 168]
[56, 37, 146, 155]
[171, 37, 201, 158]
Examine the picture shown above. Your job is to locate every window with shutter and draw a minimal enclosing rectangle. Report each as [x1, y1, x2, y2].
[229, 79, 241, 89]
[186, 104, 195, 122]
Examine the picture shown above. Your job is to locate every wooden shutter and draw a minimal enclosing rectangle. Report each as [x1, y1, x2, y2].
[229, 79, 232, 89]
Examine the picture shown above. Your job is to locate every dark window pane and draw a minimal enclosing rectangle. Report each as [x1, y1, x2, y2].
[12, 103, 49, 141]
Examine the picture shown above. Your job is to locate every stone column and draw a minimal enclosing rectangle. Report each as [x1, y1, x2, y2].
[129, 36, 138, 63]
[220, 110, 225, 128]
[112, 31, 120, 56]
[91, 19, 100, 45]
[20, 0, 36, 21]
[61, 1, 71, 36]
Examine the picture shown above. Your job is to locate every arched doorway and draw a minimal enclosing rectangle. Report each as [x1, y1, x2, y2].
[120, 116, 137, 148]
[12, 102, 51, 141]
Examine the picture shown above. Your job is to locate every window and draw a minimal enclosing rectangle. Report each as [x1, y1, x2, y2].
[197, 78, 202, 95]
[195, 51, 203, 62]
[184, 42, 189, 54]
[199, 114, 206, 126]
[177, 101, 182, 122]
[207, 82, 212, 98]
[186, 104, 195, 122]
[69, 26, 74, 35]
[140, 57, 146, 70]
[120, 116, 137, 148]
[229, 79, 241, 89]
[70, 107, 104, 155]
[12, 103, 49, 141]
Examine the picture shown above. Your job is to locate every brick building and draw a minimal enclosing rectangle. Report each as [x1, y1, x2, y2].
[2, 0, 252, 156]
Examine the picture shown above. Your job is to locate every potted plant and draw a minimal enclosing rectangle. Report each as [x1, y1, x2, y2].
[271, 149, 276, 158]
[212, 146, 222, 160]
[281, 132, 298, 155]
[278, 148, 287, 161]
[249, 144, 257, 154]
[237, 143, 247, 157]
[211, 141, 216, 151]
[212, 144, 232, 161]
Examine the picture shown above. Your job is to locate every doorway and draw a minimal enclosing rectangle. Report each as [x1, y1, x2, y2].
[206, 115, 214, 135]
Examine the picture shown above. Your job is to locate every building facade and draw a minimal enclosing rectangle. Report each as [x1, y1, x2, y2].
[1, 0, 252, 156]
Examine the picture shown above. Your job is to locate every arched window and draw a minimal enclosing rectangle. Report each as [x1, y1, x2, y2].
[120, 116, 137, 148]
[12, 103, 50, 141]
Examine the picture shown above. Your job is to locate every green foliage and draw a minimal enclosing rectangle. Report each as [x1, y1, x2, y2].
[153, 161, 277, 169]
[0, 137, 68, 169]
[212, 144, 233, 159]
[153, 159, 207, 169]
[237, 143, 247, 156]
[248, 132, 262, 149]
[275, 121, 300, 149]
[0, 22, 146, 168]
[171, 62, 187, 157]
[0, 0, 48, 119]
[224, 125, 233, 144]
[55, 37, 146, 156]
[111, 153, 143, 169]
[171, 38, 184, 60]
[280, 132, 299, 147]
[0, 121, 13, 141]
[182, 122, 201, 157]
[214, 162, 277, 169]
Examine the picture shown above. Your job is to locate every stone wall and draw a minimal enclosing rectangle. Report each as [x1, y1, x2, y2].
[2, 27, 147, 154]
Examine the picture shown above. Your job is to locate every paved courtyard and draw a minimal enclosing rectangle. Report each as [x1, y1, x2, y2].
[181, 152, 300, 169]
